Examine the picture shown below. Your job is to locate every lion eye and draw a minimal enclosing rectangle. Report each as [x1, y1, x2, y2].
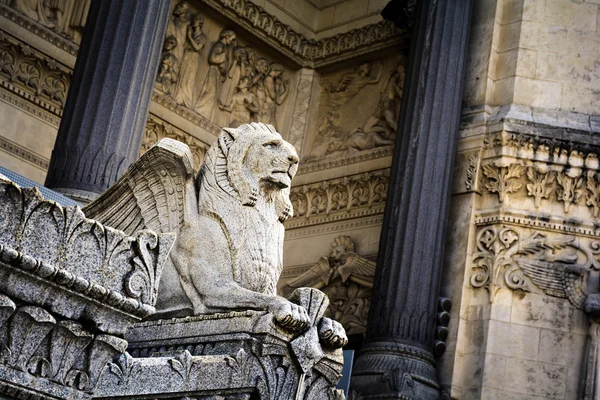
[263, 141, 279, 149]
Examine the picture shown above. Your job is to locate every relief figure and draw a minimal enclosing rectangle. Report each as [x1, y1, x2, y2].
[12, 0, 91, 40]
[346, 61, 405, 150]
[220, 46, 249, 107]
[173, 13, 207, 108]
[323, 61, 382, 108]
[249, 58, 270, 122]
[155, 36, 180, 96]
[196, 29, 236, 119]
[166, 1, 190, 63]
[217, 76, 259, 127]
[260, 62, 289, 129]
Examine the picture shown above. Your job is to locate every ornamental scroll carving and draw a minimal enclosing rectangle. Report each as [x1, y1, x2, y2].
[470, 224, 600, 306]
[282, 236, 375, 335]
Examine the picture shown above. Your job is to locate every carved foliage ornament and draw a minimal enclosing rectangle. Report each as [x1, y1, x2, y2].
[0, 295, 128, 394]
[289, 170, 389, 218]
[481, 161, 600, 218]
[0, 31, 70, 108]
[471, 225, 599, 305]
[0, 178, 174, 319]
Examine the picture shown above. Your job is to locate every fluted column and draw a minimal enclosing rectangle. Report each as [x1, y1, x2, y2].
[350, 1, 472, 398]
[45, 0, 170, 202]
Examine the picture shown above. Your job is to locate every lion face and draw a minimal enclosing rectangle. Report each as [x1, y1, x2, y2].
[245, 135, 299, 189]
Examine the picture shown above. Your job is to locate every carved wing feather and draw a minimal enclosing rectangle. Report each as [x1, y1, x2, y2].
[285, 257, 333, 290]
[516, 258, 588, 307]
[83, 139, 196, 236]
[338, 253, 376, 288]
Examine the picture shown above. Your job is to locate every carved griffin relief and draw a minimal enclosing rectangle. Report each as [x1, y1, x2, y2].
[83, 123, 347, 348]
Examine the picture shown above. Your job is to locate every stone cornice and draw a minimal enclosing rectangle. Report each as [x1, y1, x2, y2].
[0, 1, 406, 69]
[0, 135, 50, 169]
[198, 0, 406, 67]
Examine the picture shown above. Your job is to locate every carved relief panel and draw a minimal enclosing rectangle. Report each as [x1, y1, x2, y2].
[154, 1, 296, 133]
[304, 56, 405, 163]
[280, 236, 376, 335]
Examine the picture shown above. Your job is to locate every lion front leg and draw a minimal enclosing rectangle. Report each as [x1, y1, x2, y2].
[180, 217, 310, 332]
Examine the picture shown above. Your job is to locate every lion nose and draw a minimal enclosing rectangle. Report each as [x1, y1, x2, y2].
[288, 154, 299, 164]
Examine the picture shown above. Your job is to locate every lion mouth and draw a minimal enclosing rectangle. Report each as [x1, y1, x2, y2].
[269, 170, 291, 188]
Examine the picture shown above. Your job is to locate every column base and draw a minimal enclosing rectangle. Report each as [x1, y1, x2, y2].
[350, 341, 440, 400]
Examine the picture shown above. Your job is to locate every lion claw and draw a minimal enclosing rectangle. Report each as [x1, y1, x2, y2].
[318, 318, 348, 349]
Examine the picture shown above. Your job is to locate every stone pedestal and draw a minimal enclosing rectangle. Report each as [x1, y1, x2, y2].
[0, 177, 172, 399]
[350, 0, 473, 398]
[44, 0, 170, 202]
[95, 289, 345, 400]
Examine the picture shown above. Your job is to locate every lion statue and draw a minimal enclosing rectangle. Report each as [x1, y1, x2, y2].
[83, 123, 346, 347]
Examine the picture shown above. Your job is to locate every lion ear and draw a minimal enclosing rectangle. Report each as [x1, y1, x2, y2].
[219, 127, 239, 156]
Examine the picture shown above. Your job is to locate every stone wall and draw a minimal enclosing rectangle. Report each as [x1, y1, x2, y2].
[438, 1, 600, 398]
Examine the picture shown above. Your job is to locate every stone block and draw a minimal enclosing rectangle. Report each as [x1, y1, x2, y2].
[486, 320, 540, 359]
[498, 0, 524, 25]
[510, 292, 587, 333]
[456, 318, 488, 354]
[522, 0, 545, 21]
[561, 82, 600, 114]
[538, 329, 585, 366]
[503, 358, 568, 398]
[536, 52, 600, 90]
[543, 0, 598, 31]
[520, 21, 568, 53]
[332, 0, 369, 25]
[482, 353, 506, 389]
[492, 76, 516, 106]
[481, 387, 561, 400]
[494, 21, 522, 52]
[513, 76, 562, 109]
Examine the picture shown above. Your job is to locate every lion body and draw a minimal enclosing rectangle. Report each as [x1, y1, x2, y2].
[154, 123, 296, 317]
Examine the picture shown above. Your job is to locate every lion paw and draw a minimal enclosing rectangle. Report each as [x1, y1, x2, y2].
[318, 318, 348, 349]
[270, 299, 310, 332]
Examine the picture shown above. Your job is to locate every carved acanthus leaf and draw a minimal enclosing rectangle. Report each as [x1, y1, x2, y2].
[556, 173, 585, 213]
[587, 172, 600, 218]
[482, 163, 526, 203]
[526, 167, 556, 208]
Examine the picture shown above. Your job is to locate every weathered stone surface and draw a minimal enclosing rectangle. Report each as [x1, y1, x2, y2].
[0, 176, 172, 399]
[84, 124, 346, 341]
[96, 288, 345, 399]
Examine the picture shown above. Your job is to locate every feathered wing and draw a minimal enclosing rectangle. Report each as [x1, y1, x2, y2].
[83, 138, 196, 236]
[515, 258, 588, 308]
[338, 253, 376, 288]
[284, 257, 333, 292]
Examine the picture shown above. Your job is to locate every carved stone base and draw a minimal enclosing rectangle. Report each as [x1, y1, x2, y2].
[95, 309, 345, 400]
[350, 342, 439, 399]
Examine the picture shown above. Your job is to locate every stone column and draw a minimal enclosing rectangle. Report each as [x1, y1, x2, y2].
[45, 0, 170, 202]
[350, 1, 473, 399]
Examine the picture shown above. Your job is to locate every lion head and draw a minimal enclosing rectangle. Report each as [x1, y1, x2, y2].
[198, 122, 299, 222]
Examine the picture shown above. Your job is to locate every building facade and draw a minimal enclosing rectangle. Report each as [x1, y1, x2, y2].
[0, 0, 600, 398]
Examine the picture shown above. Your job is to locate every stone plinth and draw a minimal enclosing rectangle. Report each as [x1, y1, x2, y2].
[0, 177, 173, 399]
[95, 292, 345, 400]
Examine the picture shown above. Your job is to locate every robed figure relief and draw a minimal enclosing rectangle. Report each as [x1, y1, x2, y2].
[173, 13, 207, 108]
[196, 29, 237, 119]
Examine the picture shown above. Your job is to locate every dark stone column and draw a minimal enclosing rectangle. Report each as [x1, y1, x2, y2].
[45, 0, 170, 202]
[350, 0, 473, 398]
